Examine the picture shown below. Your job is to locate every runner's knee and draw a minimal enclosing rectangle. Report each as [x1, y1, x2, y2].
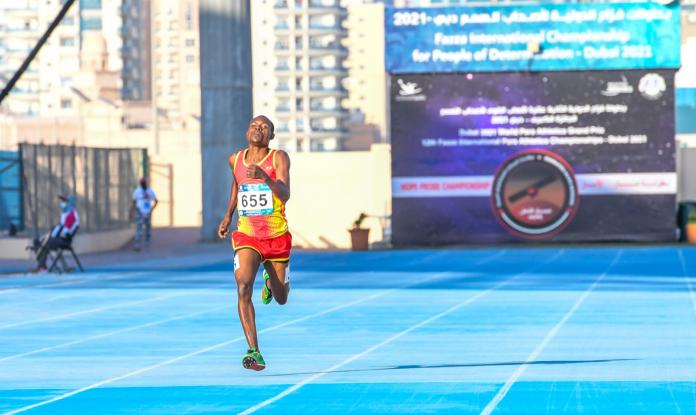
[237, 280, 252, 300]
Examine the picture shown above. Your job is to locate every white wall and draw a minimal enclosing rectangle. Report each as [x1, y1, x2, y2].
[286, 144, 391, 248]
[678, 134, 696, 202]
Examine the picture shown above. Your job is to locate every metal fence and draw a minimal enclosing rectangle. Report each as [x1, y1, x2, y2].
[20, 144, 147, 237]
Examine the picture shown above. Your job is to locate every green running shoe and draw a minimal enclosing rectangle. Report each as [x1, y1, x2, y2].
[261, 270, 273, 305]
[242, 348, 266, 371]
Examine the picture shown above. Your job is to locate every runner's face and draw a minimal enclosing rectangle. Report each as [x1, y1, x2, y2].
[246, 117, 273, 147]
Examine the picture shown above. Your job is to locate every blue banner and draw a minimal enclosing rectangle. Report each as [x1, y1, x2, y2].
[385, 2, 680, 74]
[390, 70, 677, 245]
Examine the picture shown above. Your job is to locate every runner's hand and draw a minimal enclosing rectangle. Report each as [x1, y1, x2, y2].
[246, 165, 269, 181]
[218, 218, 230, 239]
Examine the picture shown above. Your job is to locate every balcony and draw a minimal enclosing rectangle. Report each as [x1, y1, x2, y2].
[274, 1, 300, 9]
[4, 26, 39, 36]
[300, 65, 347, 76]
[275, 86, 295, 97]
[307, 85, 348, 97]
[274, 1, 301, 14]
[274, 64, 292, 74]
[306, 22, 346, 35]
[305, 128, 349, 139]
[309, 0, 340, 7]
[2, 2, 37, 15]
[307, 45, 348, 56]
[274, 21, 290, 33]
[307, 2, 345, 15]
[308, 106, 343, 116]
[274, 42, 292, 55]
[4, 45, 31, 53]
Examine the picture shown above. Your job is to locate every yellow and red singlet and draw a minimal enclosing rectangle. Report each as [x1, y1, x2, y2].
[233, 149, 288, 239]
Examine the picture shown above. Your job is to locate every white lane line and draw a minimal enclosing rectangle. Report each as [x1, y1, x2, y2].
[0, 271, 461, 415]
[0, 291, 185, 330]
[479, 249, 623, 415]
[0, 291, 94, 307]
[678, 249, 696, 314]
[308, 249, 506, 289]
[0, 272, 152, 295]
[0, 304, 229, 363]
[236, 250, 566, 415]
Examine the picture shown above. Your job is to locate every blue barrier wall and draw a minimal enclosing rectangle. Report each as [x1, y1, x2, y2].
[677, 88, 696, 134]
[0, 151, 22, 232]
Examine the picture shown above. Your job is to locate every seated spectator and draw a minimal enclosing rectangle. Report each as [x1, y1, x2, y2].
[32, 194, 80, 273]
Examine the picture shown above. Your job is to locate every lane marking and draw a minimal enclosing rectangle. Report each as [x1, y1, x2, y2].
[0, 272, 151, 295]
[237, 250, 566, 415]
[0, 270, 466, 415]
[678, 249, 696, 314]
[0, 292, 184, 330]
[0, 305, 228, 363]
[480, 250, 623, 415]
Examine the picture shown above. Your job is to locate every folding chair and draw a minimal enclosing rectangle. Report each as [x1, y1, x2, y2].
[47, 227, 84, 274]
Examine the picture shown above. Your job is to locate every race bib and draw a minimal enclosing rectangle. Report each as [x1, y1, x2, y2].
[238, 183, 274, 216]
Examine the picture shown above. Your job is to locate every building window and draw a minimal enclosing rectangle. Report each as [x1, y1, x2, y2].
[61, 99, 72, 108]
[60, 37, 75, 47]
[186, 55, 195, 64]
[80, 17, 102, 30]
[79, 0, 102, 10]
[185, 38, 195, 47]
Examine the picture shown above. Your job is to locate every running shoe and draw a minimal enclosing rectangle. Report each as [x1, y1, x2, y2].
[261, 270, 273, 305]
[242, 348, 266, 371]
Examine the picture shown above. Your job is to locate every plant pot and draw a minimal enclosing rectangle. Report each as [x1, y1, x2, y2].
[688, 223, 696, 244]
[349, 228, 370, 251]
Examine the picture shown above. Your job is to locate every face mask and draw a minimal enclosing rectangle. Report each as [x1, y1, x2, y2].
[60, 201, 68, 211]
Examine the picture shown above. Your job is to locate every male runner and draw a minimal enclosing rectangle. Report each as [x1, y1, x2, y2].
[217, 115, 292, 371]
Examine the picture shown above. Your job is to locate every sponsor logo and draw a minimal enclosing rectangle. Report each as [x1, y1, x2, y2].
[395, 79, 426, 102]
[601, 75, 634, 96]
[638, 73, 666, 100]
[491, 150, 579, 239]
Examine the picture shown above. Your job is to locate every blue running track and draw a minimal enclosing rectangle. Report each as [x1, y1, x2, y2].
[1, 246, 696, 414]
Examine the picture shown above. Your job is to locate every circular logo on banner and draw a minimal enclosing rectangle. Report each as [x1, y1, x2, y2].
[638, 73, 666, 100]
[491, 150, 579, 239]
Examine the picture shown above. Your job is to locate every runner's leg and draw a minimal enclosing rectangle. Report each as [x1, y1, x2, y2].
[262, 261, 290, 305]
[235, 248, 263, 349]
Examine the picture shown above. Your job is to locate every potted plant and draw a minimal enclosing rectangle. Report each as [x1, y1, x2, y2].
[688, 210, 696, 244]
[349, 212, 370, 251]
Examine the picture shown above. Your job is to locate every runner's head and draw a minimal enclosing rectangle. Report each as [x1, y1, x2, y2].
[139, 177, 148, 189]
[246, 115, 275, 148]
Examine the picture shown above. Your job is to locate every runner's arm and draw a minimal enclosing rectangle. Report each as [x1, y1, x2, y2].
[265, 150, 290, 203]
[218, 154, 238, 238]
